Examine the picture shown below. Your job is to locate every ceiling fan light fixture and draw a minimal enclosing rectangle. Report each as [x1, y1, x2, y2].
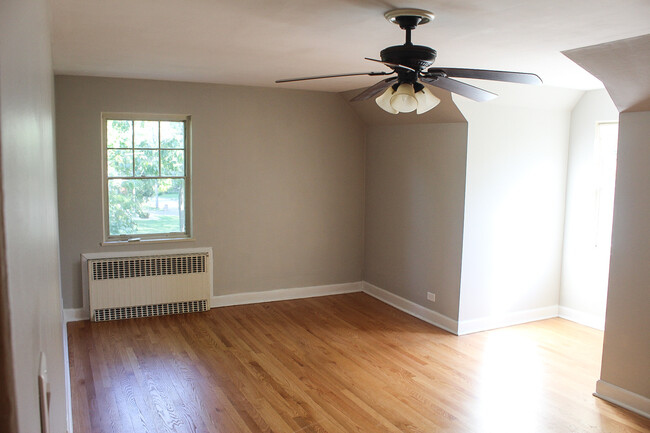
[376, 86, 398, 114]
[415, 86, 440, 114]
[390, 83, 418, 113]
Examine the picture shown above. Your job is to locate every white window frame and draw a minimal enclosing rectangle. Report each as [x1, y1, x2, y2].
[101, 112, 193, 244]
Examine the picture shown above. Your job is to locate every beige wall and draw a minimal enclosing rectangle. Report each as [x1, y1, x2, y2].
[455, 89, 577, 330]
[55, 76, 366, 309]
[599, 111, 650, 400]
[363, 123, 468, 320]
[0, 0, 68, 431]
[563, 36, 650, 411]
[560, 89, 618, 326]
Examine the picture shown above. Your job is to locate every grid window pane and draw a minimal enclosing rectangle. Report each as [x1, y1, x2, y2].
[107, 120, 132, 148]
[108, 178, 186, 235]
[161, 150, 184, 176]
[104, 115, 189, 240]
[160, 121, 184, 149]
[135, 178, 186, 234]
[134, 150, 160, 177]
[134, 120, 159, 148]
[107, 149, 133, 177]
[108, 179, 139, 235]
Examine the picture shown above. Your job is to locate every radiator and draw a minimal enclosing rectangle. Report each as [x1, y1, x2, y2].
[88, 251, 211, 322]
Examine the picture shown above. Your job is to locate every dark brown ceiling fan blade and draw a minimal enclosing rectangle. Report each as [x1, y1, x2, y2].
[365, 58, 416, 72]
[276, 71, 392, 83]
[428, 68, 542, 85]
[421, 76, 497, 102]
[350, 77, 399, 102]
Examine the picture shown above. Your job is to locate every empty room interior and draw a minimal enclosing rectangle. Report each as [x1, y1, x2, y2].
[1, 0, 650, 432]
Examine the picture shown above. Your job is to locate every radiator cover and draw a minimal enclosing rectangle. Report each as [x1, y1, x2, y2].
[87, 252, 211, 322]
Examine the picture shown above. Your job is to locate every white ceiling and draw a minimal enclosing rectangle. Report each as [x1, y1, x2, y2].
[49, 0, 650, 92]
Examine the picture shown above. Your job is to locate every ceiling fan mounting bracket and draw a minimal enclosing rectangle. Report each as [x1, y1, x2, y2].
[384, 9, 435, 29]
[381, 8, 437, 70]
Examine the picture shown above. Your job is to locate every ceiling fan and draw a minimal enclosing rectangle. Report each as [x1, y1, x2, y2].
[276, 9, 542, 114]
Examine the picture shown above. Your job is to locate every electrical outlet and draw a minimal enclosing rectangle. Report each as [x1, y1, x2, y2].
[427, 292, 436, 302]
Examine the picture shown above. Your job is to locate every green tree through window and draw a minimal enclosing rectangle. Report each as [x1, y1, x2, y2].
[103, 115, 191, 241]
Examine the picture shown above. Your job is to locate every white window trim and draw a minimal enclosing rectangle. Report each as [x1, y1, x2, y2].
[101, 112, 193, 244]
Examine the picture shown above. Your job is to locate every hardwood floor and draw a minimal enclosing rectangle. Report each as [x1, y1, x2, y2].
[67, 293, 650, 433]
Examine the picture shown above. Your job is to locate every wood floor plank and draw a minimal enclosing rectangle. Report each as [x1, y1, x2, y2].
[68, 293, 650, 433]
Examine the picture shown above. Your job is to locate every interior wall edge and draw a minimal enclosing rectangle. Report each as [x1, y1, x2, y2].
[61, 312, 74, 433]
[362, 122, 467, 322]
[0, 134, 18, 433]
[595, 380, 650, 419]
[558, 306, 605, 331]
[362, 281, 459, 335]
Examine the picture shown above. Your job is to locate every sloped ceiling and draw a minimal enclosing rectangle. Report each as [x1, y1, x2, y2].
[50, 0, 650, 92]
[563, 34, 650, 112]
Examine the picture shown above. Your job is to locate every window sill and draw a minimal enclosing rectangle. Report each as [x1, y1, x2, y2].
[100, 237, 195, 247]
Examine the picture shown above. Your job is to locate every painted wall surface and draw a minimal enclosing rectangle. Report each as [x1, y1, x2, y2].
[0, 0, 68, 431]
[363, 123, 468, 320]
[55, 76, 366, 309]
[563, 34, 650, 113]
[599, 111, 650, 399]
[560, 90, 618, 327]
[456, 92, 575, 326]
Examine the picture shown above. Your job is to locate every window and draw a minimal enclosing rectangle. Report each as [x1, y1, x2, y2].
[102, 113, 191, 242]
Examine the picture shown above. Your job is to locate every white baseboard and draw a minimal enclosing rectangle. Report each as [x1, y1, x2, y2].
[64, 307, 89, 322]
[457, 305, 559, 335]
[66, 283, 601, 339]
[558, 306, 605, 330]
[361, 281, 459, 335]
[595, 380, 650, 418]
[66, 281, 362, 320]
[211, 281, 362, 308]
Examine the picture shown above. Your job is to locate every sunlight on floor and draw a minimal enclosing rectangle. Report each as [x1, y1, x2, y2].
[477, 331, 544, 433]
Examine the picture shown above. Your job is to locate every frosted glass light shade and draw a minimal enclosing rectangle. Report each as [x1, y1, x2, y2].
[390, 83, 417, 113]
[415, 86, 441, 114]
[376, 83, 441, 115]
[375, 87, 398, 114]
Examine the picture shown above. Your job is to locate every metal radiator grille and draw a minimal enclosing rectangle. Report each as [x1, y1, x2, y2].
[93, 299, 208, 322]
[91, 254, 207, 281]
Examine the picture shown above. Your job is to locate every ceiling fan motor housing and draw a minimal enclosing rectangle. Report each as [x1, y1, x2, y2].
[380, 45, 437, 74]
